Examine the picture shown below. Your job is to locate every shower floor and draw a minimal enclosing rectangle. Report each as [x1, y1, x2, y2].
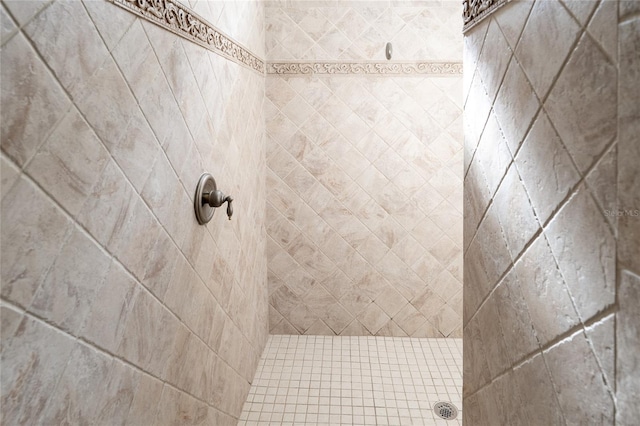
[239, 335, 462, 425]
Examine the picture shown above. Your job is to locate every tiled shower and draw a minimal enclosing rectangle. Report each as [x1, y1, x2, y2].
[0, 1, 637, 426]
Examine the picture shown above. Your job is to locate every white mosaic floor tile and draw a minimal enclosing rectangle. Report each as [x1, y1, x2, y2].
[240, 336, 462, 425]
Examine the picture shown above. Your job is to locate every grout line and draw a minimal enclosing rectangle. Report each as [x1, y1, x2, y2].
[462, 18, 491, 109]
[538, 341, 570, 426]
[465, 306, 617, 401]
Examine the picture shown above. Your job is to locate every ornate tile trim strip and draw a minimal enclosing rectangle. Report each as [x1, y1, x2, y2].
[267, 62, 463, 76]
[463, 0, 509, 33]
[111, 0, 264, 74]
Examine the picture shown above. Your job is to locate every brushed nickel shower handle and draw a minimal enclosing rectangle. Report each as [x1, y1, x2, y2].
[194, 173, 233, 224]
[203, 190, 233, 220]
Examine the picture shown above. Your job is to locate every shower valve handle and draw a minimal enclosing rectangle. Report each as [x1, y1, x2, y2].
[203, 190, 233, 220]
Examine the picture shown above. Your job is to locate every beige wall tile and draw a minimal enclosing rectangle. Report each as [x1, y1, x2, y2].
[562, 0, 598, 26]
[76, 160, 136, 248]
[545, 33, 617, 174]
[0, 154, 20, 201]
[493, 270, 539, 363]
[546, 186, 615, 320]
[494, 58, 539, 154]
[24, 0, 109, 98]
[515, 235, 579, 346]
[465, 1, 632, 422]
[358, 303, 390, 335]
[125, 371, 163, 424]
[26, 108, 110, 216]
[544, 331, 614, 424]
[1, 0, 267, 423]
[476, 20, 511, 102]
[475, 297, 510, 377]
[515, 112, 580, 224]
[80, 262, 139, 353]
[494, 0, 533, 49]
[493, 164, 539, 259]
[2, 0, 51, 26]
[1, 177, 73, 308]
[1, 316, 75, 423]
[0, 33, 70, 167]
[472, 111, 511, 199]
[515, 0, 580, 99]
[585, 144, 617, 229]
[513, 353, 564, 425]
[584, 314, 615, 390]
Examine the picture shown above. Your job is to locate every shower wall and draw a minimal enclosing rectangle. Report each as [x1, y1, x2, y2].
[463, 0, 639, 423]
[1, 0, 267, 424]
[265, 1, 464, 337]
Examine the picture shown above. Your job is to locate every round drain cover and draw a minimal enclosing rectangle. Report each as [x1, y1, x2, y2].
[434, 401, 458, 420]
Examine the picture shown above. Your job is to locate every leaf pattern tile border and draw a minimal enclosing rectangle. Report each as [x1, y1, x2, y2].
[111, 0, 464, 76]
[463, 0, 510, 33]
[111, 0, 265, 73]
[267, 62, 463, 76]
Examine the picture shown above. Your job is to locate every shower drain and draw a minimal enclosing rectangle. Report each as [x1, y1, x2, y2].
[433, 401, 459, 420]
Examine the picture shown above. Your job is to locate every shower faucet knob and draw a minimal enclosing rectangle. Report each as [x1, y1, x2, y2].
[203, 190, 233, 220]
[194, 173, 234, 224]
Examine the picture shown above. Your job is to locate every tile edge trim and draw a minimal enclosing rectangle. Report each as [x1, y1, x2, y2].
[111, 0, 265, 74]
[266, 61, 463, 76]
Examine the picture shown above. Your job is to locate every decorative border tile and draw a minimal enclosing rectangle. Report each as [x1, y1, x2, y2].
[267, 61, 463, 76]
[463, 0, 510, 33]
[111, 0, 265, 74]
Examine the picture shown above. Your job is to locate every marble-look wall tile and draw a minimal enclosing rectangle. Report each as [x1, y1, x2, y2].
[0, 32, 70, 167]
[546, 186, 615, 320]
[544, 331, 614, 424]
[514, 0, 580, 99]
[23, 0, 110, 99]
[1, 177, 73, 308]
[493, 164, 539, 259]
[512, 353, 565, 425]
[464, 1, 635, 423]
[41, 343, 113, 424]
[514, 235, 579, 346]
[266, 70, 462, 336]
[515, 112, 580, 224]
[266, 2, 462, 61]
[29, 228, 111, 334]
[26, 108, 110, 216]
[80, 262, 140, 353]
[0, 0, 267, 423]
[545, 32, 617, 174]
[2, 0, 51, 27]
[1, 316, 75, 424]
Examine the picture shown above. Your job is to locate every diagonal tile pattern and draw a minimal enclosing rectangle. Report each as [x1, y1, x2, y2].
[266, 3, 462, 61]
[463, 0, 630, 423]
[266, 73, 463, 337]
[1, 0, 268, 423]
